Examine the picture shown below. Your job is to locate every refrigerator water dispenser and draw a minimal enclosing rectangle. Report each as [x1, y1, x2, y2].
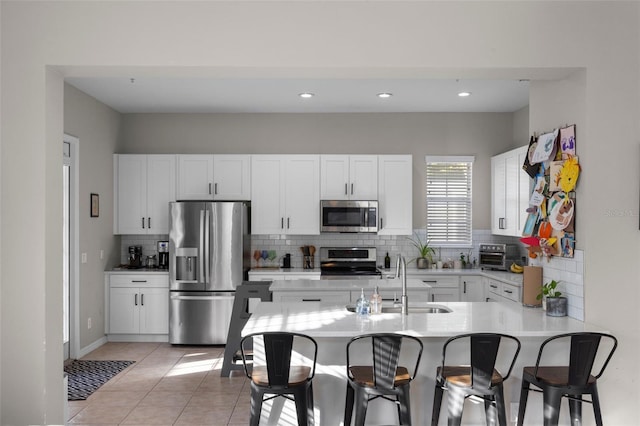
[175, 247, 198, 281]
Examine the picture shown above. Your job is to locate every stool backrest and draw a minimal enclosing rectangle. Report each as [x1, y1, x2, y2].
[441, 333, 521, 390]
[535, 332, 617, 385]
[240, 331, 318, 386]
[347, 333, 423, 390]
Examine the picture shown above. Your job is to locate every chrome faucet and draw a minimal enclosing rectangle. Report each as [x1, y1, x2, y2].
[395, 254, 408, 315]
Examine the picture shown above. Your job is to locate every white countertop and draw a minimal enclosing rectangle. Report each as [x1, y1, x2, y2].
[269, 278, 430, 292]
[243, 301, 602, 338]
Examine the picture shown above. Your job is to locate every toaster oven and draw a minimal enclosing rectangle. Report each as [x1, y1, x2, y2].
[479, 243, 520, 271]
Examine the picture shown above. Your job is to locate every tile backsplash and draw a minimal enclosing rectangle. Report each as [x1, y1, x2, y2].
[119, 230, 584, 320]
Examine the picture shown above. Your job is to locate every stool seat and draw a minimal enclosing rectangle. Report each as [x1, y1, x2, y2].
[522, 366, 597, 387]
[349, 365, 411, 387]
[252, 366, 312, 387]
[438, 365, 504, 387]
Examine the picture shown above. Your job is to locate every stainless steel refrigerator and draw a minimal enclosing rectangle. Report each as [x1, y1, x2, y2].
[169, 201, 250, 345]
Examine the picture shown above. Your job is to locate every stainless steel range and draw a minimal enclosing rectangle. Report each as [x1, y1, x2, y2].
[320, 247, 382, 280]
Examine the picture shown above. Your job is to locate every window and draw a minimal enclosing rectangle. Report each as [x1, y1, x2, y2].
[425, 156, 474, 246]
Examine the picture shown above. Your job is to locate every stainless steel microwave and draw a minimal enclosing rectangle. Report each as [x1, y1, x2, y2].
[321, 200, 378, 233]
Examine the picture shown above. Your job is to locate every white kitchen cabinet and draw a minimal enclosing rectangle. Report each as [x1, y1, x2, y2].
[177, 154, 251, 201]
[416, 275, 460, 302]
[251, 155, 320, 235]
[484, 277, 521, 304]
[378, 155, 413, 235]
[274, 292, 348, 303]
[320, 155, 378, 200]
[491, 146, 531, 236]
[106, 274, 169, 336]
[114, 154, 175, 235]
[460, 275, 484, 302]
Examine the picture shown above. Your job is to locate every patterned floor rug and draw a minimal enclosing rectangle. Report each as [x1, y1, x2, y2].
[64, 360, 135, 400]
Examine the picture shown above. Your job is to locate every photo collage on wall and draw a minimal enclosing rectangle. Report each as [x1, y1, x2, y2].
[520, 124, 578, 259]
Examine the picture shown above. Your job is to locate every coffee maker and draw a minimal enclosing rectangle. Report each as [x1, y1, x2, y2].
[128, 245, 143, 268]
[157, 241, 169, 269]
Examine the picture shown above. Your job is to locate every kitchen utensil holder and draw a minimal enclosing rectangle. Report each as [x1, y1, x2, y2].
[303, 255, 314, 269]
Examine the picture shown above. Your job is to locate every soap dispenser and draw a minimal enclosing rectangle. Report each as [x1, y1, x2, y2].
[370, 285, 382, 314]
[355, 288, 370, 316]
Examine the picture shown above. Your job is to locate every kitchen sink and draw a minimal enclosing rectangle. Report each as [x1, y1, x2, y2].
[345, 304, 452, 314]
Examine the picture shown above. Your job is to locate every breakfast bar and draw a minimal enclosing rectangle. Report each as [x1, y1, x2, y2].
[242, 299, 604, 425]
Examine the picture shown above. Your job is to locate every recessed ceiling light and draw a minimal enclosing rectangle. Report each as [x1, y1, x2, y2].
[299, 92, 314, 99]
[458, 91, 471, 97]
[377, 93, 393, 98]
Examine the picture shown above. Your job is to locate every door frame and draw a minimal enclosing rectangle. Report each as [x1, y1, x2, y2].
[64, 133, 80, 360]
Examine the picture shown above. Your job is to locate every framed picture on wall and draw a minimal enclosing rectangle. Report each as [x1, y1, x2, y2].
[90, 193, 99, 217]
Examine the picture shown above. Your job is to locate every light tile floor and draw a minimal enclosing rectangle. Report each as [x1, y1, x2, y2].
[67, 342, 252, 425]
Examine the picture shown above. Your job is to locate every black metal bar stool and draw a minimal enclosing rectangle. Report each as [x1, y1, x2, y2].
[517, 332, 617, 426]
[240, 331, 318, 426]
[431, 333, 521, 426]
[344, 333, 423, 425]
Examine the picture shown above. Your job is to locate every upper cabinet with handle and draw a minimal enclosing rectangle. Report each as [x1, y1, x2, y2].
[177, 154, 251, 201]
[378, 155, 413, 235]
[320, 155, 378, 200]
[491, 146, 530, 236]
[114, 154, 176, 235]
[251, 155, 320, 235]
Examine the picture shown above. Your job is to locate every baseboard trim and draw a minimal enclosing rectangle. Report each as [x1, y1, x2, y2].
[78, 335, 108, 358]
[107, 334, 169, 343]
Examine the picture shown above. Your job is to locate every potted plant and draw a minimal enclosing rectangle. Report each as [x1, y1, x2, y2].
[537, 279, 567, 316]
[407, 232, 435, 269]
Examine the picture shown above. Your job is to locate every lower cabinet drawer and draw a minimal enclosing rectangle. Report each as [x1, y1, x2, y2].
[110, 274, 168, 287]
[273, 292, 349, 303]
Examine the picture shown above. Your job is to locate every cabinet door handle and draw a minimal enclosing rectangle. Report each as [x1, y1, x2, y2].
[499, 217, 506, 229]
[302, 298, 321, 302]
[431, 294, 435, 302]
[490, 284, 498, 289]
[214, 183, 218, 195]
[504, 289, 513, 294]
[281, 218, 284, 229]
[147, 217, 151, 229]
[423, 280, 437, 283]
[351, 183, 354, 195]
[141, 294, 144, 306]
[287, 218, 290, 229]
[380, 218, 383, 229]
[209, 183, 212, 195]
[464, 281, 467, 293]
[134, 294, 138, 306]
[131, 280, 147, 283]
[141, 217, 145, 229]
[345, 183, 348, 195]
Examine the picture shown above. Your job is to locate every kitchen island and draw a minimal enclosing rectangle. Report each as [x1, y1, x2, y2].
[242, 301, 604, 425]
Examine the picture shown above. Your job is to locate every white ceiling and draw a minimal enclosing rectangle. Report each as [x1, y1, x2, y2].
[65, 76, 530, 114]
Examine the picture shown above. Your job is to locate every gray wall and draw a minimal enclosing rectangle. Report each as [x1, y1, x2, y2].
[120, 112, 516, 229]
[64, 84, 121, 350]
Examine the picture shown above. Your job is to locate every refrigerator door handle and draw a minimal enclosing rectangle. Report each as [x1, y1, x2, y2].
[205, 208, 211, 284]
[199, 209, 205, 284]
[170, 294, 235, 301]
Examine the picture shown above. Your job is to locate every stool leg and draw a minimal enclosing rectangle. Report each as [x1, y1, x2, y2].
[432, 381, 444, 426]
[494, 386, 508, 426]
[293, 386, 309, 426]
[591, 384, 603, 426]
[484, 397, 496, 425]
[447, 385, 465, 426]
[344, 384, 354, 426]
[249, 385, 263, 426]
[517, 379, 531, 426]
[307, 382, 315, 426]
[568, 394, 582, 426]
[353, 387, 369, 426]
[543, 387, 563, 426]
[397, 385, 411, 425]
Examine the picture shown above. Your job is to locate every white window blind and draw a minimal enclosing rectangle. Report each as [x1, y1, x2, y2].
[425, 156, 474, 246]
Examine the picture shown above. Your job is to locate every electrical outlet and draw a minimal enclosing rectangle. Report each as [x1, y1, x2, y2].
[510, 402, 519, 423]
[81, 253, 87, 264]
[87, 317, 92, 329]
